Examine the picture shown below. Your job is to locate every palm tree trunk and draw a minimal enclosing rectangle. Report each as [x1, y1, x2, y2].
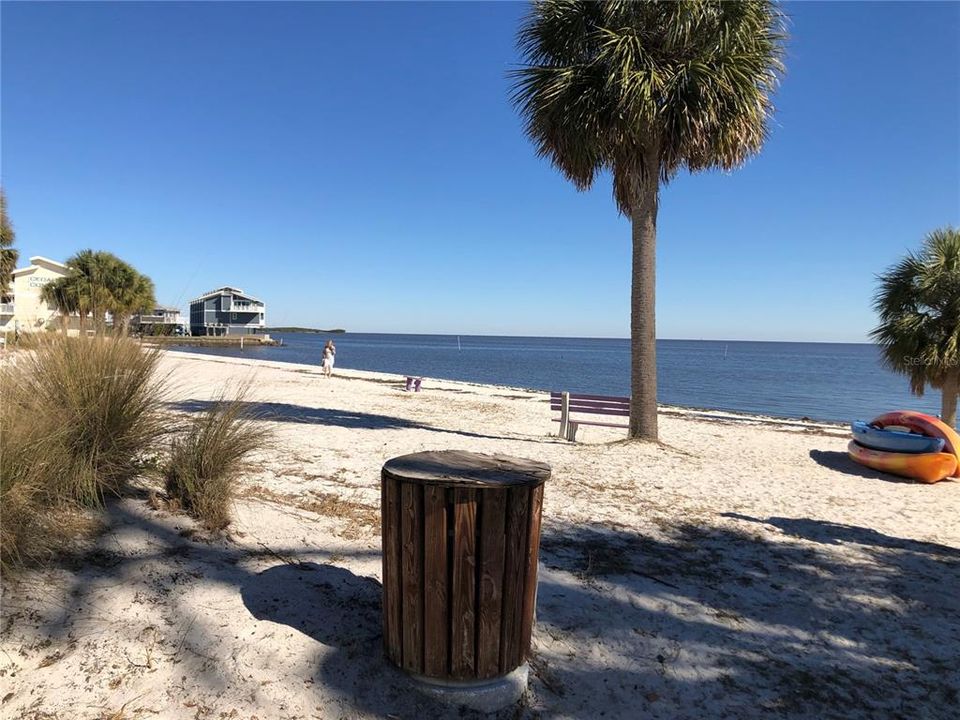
[628, 152, 660, 441]
[941, 372, 959, 428]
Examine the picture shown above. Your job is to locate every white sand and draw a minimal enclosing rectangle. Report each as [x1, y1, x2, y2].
[2, 351, 958, 719]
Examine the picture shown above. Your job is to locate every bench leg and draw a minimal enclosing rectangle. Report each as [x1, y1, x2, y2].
[414, 377, 422, 392]
[566, 422, 579, 442]
[558, 391, 570, 439]
[404, 377, 413, 391]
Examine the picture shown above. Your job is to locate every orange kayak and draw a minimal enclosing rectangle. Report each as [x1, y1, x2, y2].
[871, 411, 960, 477]
[848, 440, 957, 484]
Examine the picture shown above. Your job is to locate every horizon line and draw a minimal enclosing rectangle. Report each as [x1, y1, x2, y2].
[286, 330, 874, 345]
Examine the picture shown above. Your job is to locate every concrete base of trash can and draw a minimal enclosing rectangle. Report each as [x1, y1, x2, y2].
[408, 663, 528, 713]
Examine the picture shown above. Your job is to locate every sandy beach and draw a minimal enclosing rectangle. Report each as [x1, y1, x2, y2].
[2, 350, 958, 720]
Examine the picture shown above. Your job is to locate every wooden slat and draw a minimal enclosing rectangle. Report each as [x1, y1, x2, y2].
[519, 484, 544, 660]
[381, 475, 402, 666]
[550, 403, 631, 411]
[400, 482, 423, 673]
[550, 392, 630, 403]
[550, 399, 630, 408]
[552, 401, 631, 410]
[550, 406, 631, 418]
[451, 488, 477, 678]
[476, 488, 507, 678]
[422, 485, 448, 676]
[551, 418, 629, 429]
[499, 486, 530, 673]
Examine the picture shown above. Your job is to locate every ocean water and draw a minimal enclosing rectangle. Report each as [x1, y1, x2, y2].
[175, 333, 953, 426]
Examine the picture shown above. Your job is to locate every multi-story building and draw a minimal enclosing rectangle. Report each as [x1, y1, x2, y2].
[189, 286, 265, 336]
[0, 256, 74, 337]
[131, 305, 186, 335]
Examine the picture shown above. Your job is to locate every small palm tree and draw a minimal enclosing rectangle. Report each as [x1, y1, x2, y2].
[0, 188, 18, 299]
[40, 277, 82, 333]
[512, 0, 785, 440]
[872, 227, 960, 427]
[110, 266, 156, 335]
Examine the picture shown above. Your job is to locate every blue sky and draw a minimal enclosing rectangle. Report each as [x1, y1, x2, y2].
[2, 1, 958, 341]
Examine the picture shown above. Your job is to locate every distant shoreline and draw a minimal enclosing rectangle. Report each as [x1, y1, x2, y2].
[266, 327, 346, 334]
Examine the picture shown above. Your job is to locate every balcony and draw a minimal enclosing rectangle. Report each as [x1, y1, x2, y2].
[0, 303, 14, 315]
[228, 302, 264, 314]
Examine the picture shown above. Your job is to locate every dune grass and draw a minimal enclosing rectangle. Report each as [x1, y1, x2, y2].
[164, 387, 265, 530]
[1, 335, 165, 573]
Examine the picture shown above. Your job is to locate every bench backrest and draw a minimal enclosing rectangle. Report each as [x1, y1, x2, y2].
[549, 391, 630, 417]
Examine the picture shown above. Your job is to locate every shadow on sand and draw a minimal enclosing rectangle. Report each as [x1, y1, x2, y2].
[808, 449, 917, 483]
[165, 399, 548, 444]
[9, 494, 960, 719]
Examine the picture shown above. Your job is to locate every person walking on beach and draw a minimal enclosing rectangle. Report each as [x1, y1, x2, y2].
[321, 340, 336, 378]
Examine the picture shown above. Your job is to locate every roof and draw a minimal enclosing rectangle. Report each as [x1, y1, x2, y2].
[190, 286, 263, 304]
[12, 256, 69, 276]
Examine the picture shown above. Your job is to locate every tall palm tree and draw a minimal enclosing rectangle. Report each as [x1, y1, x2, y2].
[512, 1, 785, 440]
[0, 188, 18, 299]
[872, 227, 960, 427]
[67, 249, 115, 331]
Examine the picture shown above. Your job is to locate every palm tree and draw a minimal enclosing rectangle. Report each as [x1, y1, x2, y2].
[67, 249, 115, 331]
[0, 188, 18, 299]
[45, 250, 156, 334]
[872, 227, 960, 427]
[40, 276, 83, 333]
[512, 1, 785, 440]
[109, 265, 156, 335]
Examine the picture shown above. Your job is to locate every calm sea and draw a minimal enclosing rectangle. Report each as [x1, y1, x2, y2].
[175, 333, 952, 426]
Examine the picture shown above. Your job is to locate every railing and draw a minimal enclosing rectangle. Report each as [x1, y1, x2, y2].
[229, 303, 264, 313]
[0, 303, 14, 314]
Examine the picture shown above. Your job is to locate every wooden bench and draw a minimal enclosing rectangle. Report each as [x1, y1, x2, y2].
[550, 391, 629, 441]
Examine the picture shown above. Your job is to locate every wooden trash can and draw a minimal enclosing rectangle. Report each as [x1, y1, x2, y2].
[381, 450, 550, 684]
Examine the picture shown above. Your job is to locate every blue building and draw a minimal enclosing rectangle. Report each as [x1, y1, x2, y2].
[189, 286, 265, 336]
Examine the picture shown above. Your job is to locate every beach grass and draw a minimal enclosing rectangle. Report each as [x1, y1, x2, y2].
[1, 335, 165, 572]
[164, 385, 267, 530]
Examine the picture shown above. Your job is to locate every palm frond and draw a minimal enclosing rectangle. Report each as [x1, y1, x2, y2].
[871, 227, 960, 395]
[512, 0, 786, 214]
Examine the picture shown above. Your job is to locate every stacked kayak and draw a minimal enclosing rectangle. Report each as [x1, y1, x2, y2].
[848, 411, 960, 483]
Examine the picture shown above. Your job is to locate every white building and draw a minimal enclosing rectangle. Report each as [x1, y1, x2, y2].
[0, 256, 73, 336]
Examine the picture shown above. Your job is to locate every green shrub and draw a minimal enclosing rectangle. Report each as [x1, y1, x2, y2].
[164, 389, 265, 530]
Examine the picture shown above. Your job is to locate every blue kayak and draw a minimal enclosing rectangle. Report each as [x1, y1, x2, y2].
[851, 420, 946, 454]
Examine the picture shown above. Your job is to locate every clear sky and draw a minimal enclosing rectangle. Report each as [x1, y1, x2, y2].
[2, 1, 958, 341]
